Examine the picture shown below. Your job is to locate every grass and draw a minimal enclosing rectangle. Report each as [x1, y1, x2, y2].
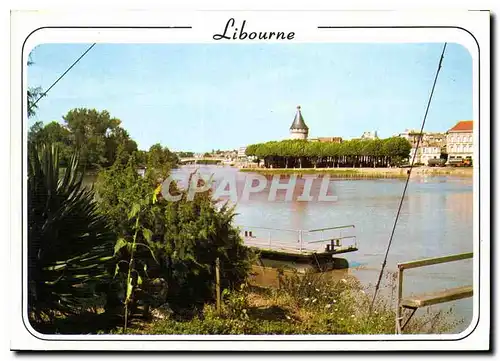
[32, 267, 463, 336]
[110, 271, 462, 335]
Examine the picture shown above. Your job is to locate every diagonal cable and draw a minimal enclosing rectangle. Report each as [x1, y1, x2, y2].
[369, 43, 448, 314]
[28, 43, 97, 112]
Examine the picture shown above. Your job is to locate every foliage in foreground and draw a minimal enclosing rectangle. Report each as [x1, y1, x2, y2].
[27, 142, 115, 326]
[119, 272, 462, 335]
[96, 148, 253, 322]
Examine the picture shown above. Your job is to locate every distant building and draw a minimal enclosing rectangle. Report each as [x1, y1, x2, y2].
[398, 129, 424, 147]
[410, 146, 441, 165]
[360, 131, 378, 140]
[398, 129, 446, 148]
[424, 132, 446, 147]
[289, 105, 309, 140]
[310, 137, 343, 143]
[238, 147, 247, 158]
[447, 120, 473, 162]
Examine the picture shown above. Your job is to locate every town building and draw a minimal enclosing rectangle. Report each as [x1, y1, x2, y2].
[424, 132, 446, 147]
[238, 147, 247, 158]
[397, 128, 447, 165]
[397, 129, 419, 145]
[310, 137, 343, 143]
[360, 131, 378, 140]
[289, 105, 309, 140]
[446, 120, 473, 162]
[398, 129, 446, 148]
[409, 146, 441, 165]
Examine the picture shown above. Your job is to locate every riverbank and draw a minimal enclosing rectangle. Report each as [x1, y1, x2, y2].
[117, 272, 460, 335]
[239, 166, 473, 178]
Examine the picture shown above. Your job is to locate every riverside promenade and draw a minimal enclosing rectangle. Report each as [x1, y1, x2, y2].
[238, 166, 473, 178]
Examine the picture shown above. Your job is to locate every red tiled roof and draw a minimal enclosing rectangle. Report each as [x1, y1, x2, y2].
[448, 120, 473, 132]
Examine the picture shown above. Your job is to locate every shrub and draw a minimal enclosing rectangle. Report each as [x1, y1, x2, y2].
[27, 142, 115, 327]
[96, 150, 253, 316]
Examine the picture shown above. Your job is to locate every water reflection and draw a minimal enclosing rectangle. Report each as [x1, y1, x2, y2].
[174, 166, 474, 333]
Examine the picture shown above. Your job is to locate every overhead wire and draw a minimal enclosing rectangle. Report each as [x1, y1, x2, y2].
[28, 43, 97, 113]
[369, 43, 448, 314]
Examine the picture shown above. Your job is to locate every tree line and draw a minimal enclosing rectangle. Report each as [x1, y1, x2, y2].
[28, 108, 179, 170]
[245, 137, 412, 168]
[176, 151, 195, 158]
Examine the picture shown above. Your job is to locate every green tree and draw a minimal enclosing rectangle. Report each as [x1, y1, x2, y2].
[28, 121, 44, 143]
[382, 137, 411, 166]
[63, 108, 124, 168]
[96, 151, 251, 314]
[146, 143, 179, 181]
[177, 151, 194, 158]
[245, 137, 411, 169]
[27, 56, 43, 118]
[105, 127, 138, 168]
[29, 121, 73, 167]
[27, 87, 43, 118]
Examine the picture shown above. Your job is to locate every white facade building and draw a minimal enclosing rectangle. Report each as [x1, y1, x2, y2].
[410, 146, 441, 165]
[446, 120, 473, 162]
[361, 131, 378, 140]
[238, 147, 247, 158]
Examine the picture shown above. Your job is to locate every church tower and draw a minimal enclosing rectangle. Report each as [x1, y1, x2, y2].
[289, 105, 309, 140]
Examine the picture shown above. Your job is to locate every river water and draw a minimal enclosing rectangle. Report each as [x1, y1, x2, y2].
[173, 165, 474, 334]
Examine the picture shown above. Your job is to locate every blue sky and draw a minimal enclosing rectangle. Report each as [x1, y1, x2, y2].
[28, 43, 472, 152]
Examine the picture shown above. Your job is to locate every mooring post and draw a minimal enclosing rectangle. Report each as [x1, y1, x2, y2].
[396, 267, 404, 334]
[299, 230, 303, 252]
[215, 257, 221, 314]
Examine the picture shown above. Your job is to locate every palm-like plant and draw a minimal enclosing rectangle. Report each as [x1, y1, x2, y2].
[28, 141, 115, 325]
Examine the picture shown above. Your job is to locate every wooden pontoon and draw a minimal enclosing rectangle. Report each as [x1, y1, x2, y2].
[240, 224, 358, 270]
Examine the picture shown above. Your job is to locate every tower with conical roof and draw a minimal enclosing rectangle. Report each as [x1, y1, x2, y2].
[289, 105, 309, 140]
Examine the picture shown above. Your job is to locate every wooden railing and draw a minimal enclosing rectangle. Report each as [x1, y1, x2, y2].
[396, 252, 473, 334]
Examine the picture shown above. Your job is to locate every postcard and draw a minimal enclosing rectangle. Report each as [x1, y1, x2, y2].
[9, 9, 490, 351]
